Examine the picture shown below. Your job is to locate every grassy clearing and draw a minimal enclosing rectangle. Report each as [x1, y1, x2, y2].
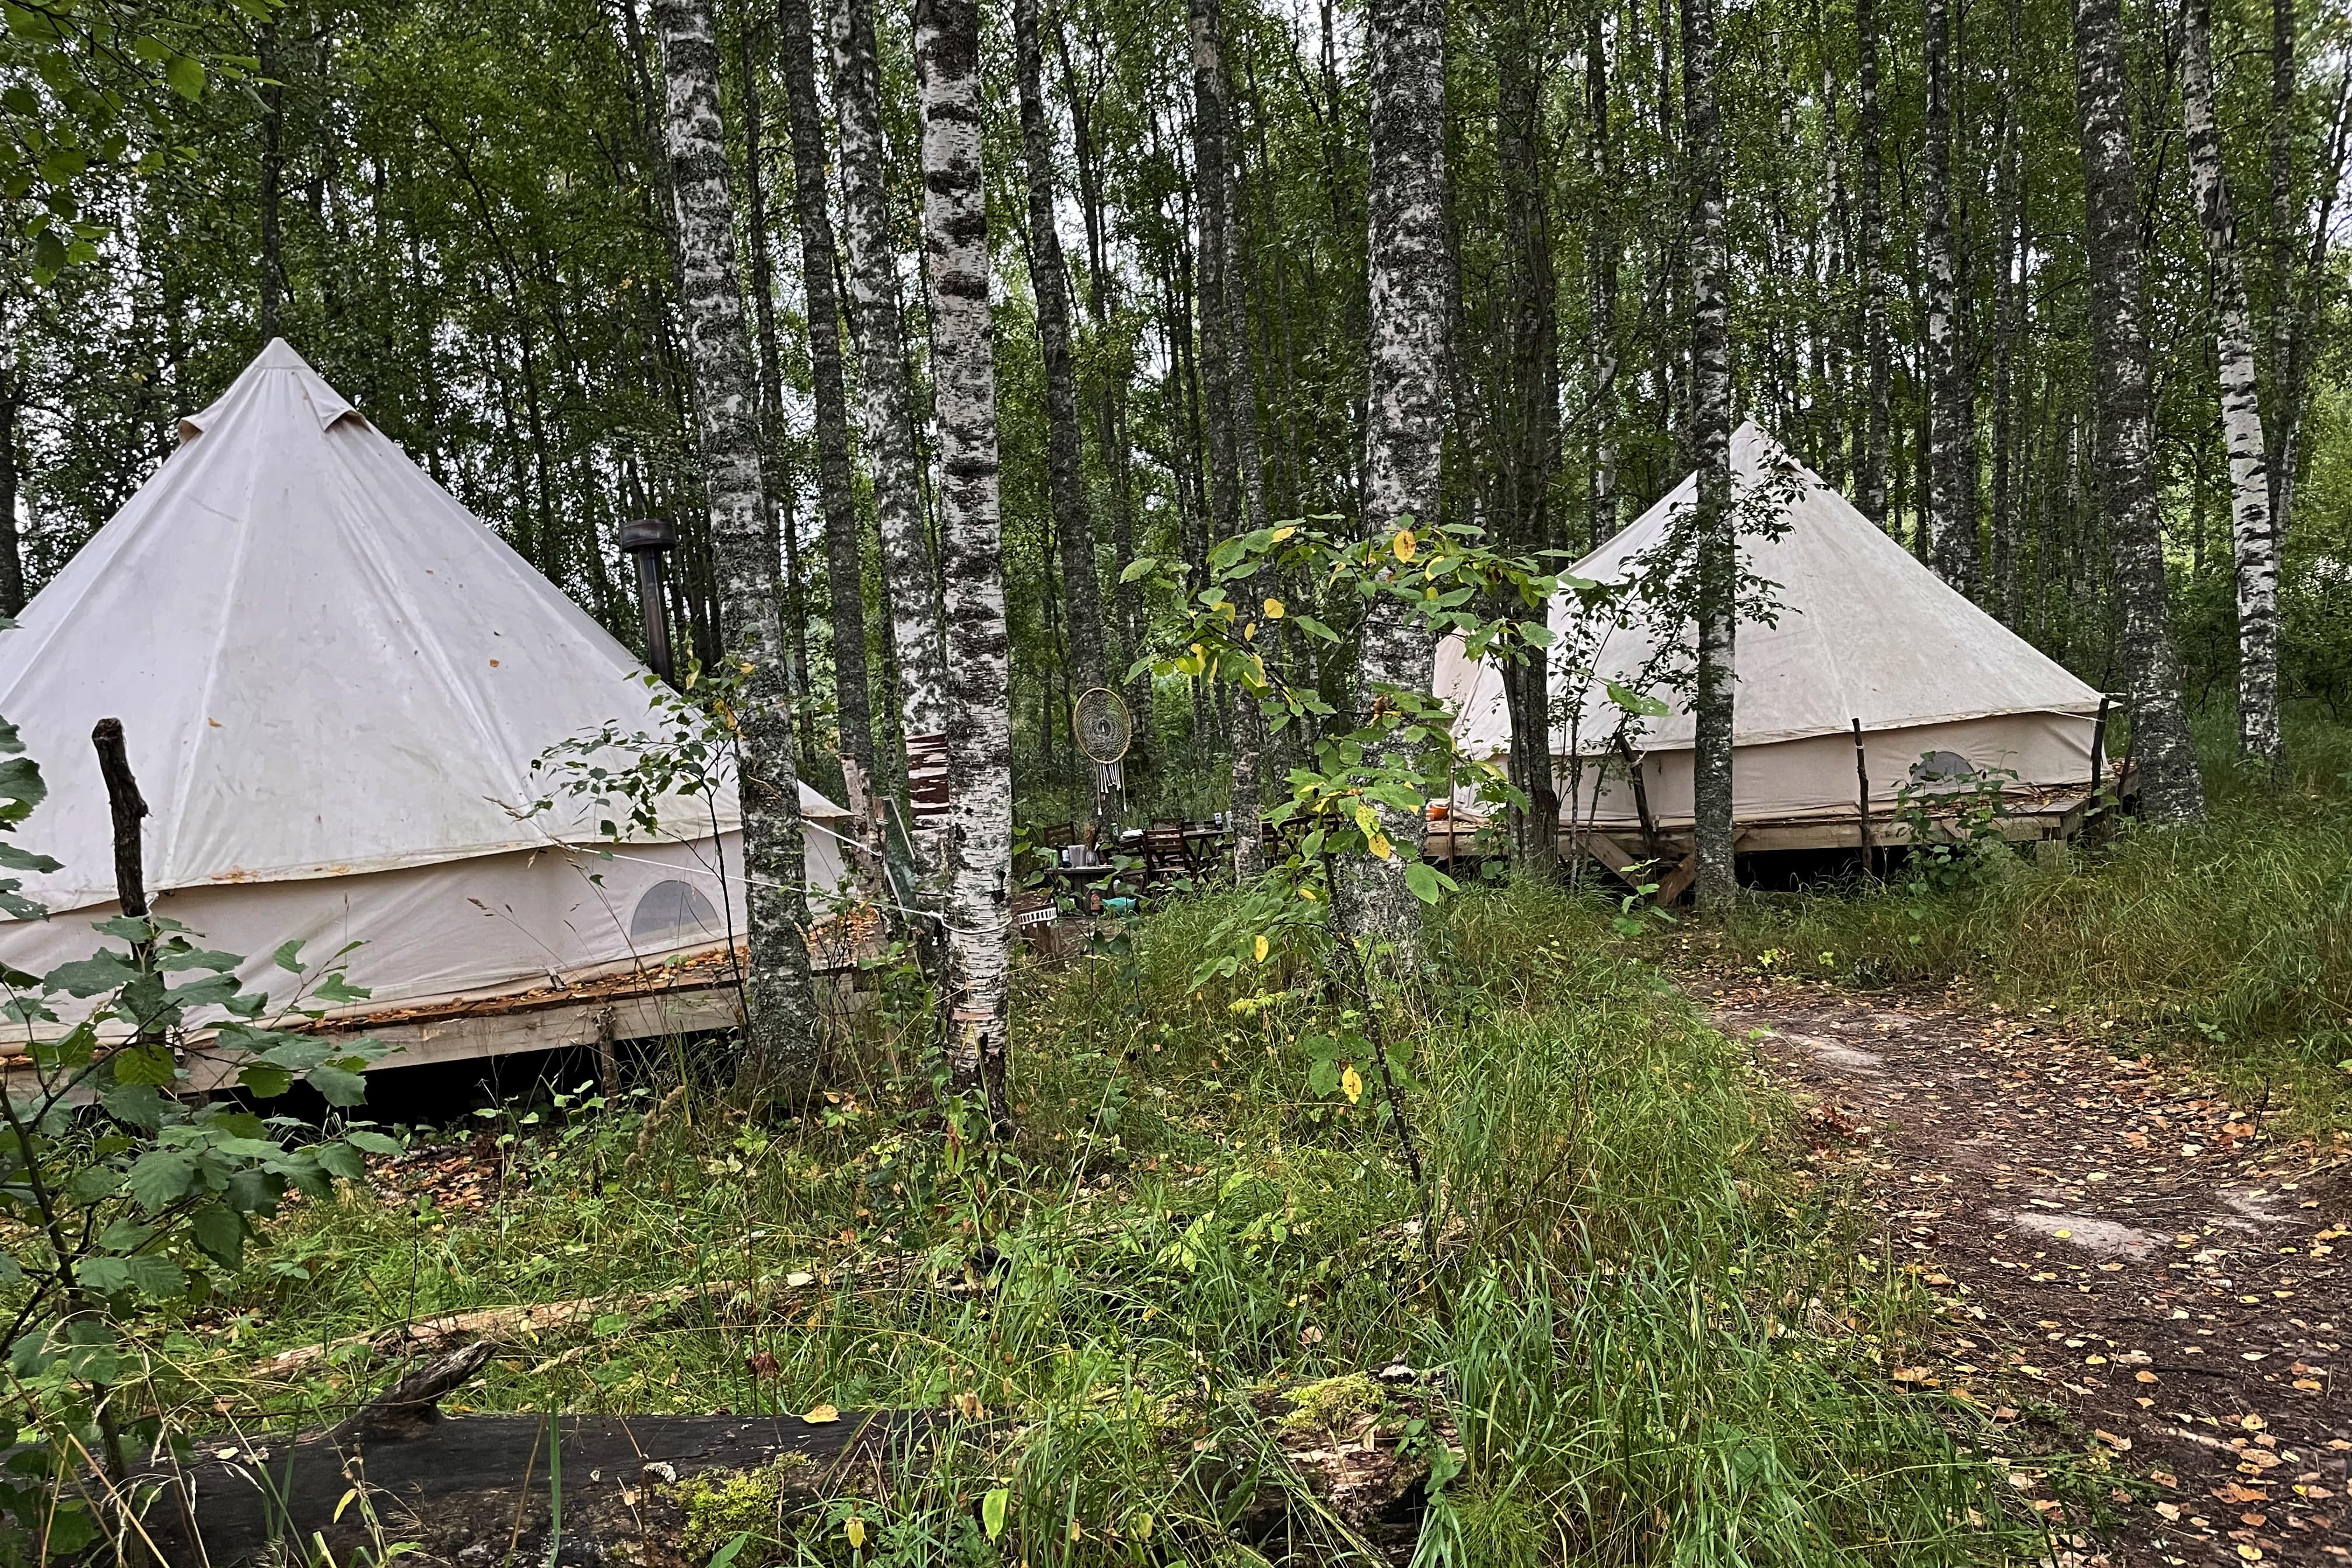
[140, 885, 2027, 1564]
[1720, 708, 2352, 1131]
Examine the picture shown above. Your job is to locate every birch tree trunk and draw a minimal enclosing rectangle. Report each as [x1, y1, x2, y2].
[775, 0, 879, 876]
[1857, 0, 1891, 523]
[2183, 0, 2284, 772]
[832, 0, 953, 897]
[1923, 0, 1982, 599]
[1684, 0, 1736, 911]
[915, 0, 1014, 1128]
[1343, 0, 1448, 966]
[652, 0, 821, 1090]
[732, 34, 817, 767]
[2070, 0, 2206, 824]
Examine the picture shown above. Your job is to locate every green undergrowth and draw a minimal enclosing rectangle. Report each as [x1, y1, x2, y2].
[138, 884, 2026, 1565]
[1720, 708, 2352, 1131]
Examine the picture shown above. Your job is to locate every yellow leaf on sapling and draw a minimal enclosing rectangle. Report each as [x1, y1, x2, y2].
[1392, 530, 1416, 562]
[1341, 1065, 1364, 1104]
[1264, 597, 1284, 618]
[1254, 935, 1270, 963]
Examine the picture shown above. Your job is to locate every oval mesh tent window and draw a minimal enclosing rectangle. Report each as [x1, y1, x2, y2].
[631, 879, 722, 949]
[1906, 750, 1978, 788]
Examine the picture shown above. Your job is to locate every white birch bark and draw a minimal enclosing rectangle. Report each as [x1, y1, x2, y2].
[831, 0, 953, 895]
[914, 0, 1014, 1126]
[651, 0, 821, 1089]
[2183, 0, 2285, 773]
[2071, 0, 2207, 823]
[1344, 0, 1448, 966]
[1684, 0, 1737, 908]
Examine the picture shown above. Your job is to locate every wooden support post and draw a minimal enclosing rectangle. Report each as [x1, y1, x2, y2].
[2087, 694, 2110, 805]
[93, 718, 165, 1055]
[92, 718, 148, 919]
[1850, 718, 1873, 864]
[592, 1007, 621, 1100]
[1615, 734, 1660, 859]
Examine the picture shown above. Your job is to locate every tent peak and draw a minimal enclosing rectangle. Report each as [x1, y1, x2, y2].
[178, 339, 362, 442]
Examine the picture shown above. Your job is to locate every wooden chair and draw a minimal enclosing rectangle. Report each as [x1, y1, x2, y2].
[1036, 821, 1078, 849]
[1143, 819, 1195, 878]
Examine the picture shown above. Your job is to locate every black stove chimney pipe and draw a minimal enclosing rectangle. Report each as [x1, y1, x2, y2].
[620, 517, 678, 688]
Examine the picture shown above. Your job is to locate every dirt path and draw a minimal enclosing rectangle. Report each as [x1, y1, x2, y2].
[1691, 971, 2352, 1567]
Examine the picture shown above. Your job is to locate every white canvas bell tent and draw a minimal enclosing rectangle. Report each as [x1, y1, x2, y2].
[1446, 422, 2104, 832]
[0, 339, 850, 1026]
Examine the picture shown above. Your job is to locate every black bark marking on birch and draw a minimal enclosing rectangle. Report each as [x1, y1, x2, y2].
[652, 0, 822, 1091]
[2070, 0, 2206, 824]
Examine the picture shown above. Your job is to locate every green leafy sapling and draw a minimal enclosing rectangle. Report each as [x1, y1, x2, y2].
[0, 690, 391, 1557]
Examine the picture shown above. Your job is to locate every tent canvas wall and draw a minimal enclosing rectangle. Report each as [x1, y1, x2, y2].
[1446, 423, 2104, 830]
[0, 340, 850, 1025]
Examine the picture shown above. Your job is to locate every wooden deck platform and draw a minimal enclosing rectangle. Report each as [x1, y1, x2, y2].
[1423, 776, 2120, 893]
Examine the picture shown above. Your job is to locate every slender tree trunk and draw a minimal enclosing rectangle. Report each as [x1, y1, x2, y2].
[1990, 0, 2025, 623]
[1226, 138, 1275, 878]
[778, 0, 881, 860]
[652, 0, 821, 1088]
[832, 0, 953, 897]
[1499, 4, 1562, 881]
[1343, 0, 1448, 965]
[0, 353, 19, 617]
[1189, 0, 1241, 545]
[1857, 0, 1890, 523]
[2183, 0, 2284, 772]
[2273, 69, 2352, 552]
[1587, 15, 1620, 553]
[259, 22, 286, 341]
[2267, 0, 2294, 531]
[1685, 0, 1736, 908]
[733, 27, 817, 768]
[1923, 0, 1981, 598]
[2071, 0, 2205, 823]
[915, 0, 1014, 1128]
[1013, 0, 1111, 834]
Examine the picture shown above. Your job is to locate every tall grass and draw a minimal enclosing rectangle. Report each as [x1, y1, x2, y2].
[154, 883, 2023, 1564]
[1723, 708, 2352, 1125]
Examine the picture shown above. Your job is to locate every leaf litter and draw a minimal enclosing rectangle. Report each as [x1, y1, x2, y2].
[1697, 970, 2351, 1567]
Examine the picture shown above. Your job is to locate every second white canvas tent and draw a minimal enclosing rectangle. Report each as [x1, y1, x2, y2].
[1446, 422, 2104, 830]
[0, 340, 851, 1027]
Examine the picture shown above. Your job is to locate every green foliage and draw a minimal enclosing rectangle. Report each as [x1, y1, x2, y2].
[0, 700, 389, 1555]
[184, 881, 2027, 1565]
[1888, 754, 2022, 894]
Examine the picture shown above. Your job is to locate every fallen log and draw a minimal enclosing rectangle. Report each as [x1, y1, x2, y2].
[141, 1409, 905, 1566]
